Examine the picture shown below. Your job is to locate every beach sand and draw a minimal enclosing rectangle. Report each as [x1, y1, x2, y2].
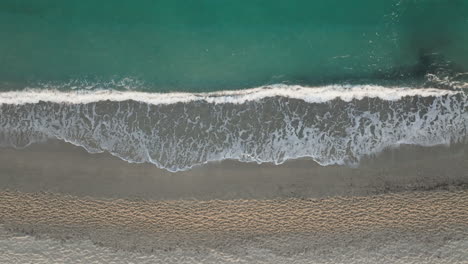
[0, 189, 467, 262]
[0, 140, 467, 262]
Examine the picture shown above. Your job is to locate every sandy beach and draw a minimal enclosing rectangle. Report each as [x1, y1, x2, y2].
[0, 189, 467, 263]
[0, 140, 467, 262]
[0, 141, 468, 263]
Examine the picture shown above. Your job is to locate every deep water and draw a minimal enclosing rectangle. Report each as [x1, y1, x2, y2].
[1, 0, 467, 91]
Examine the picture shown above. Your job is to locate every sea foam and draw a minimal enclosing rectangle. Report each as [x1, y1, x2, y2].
[0, 85, 466, 172]
[0, 84, 461, 105]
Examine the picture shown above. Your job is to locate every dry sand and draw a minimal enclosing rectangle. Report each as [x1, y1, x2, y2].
[0, 189, 467, 262]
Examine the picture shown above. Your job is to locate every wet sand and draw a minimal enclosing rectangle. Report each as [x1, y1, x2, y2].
[0, 140, 466, 200]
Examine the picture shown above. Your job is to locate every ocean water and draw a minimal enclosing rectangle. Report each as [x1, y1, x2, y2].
[0, 0, 467, 171]
[1, 0, 468, 91]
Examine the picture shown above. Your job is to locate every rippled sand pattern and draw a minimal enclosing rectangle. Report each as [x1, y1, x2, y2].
[0, 189, 467, 263]
[1, 190, 467, 234]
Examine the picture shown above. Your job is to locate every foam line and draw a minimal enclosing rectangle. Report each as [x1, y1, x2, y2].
[1, 86, 466, 172]
[0, 84, 462, 105]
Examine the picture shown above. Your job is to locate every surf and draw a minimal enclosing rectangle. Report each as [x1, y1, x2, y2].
[0, 85, 466, 172]
[0, 84, 462, 105]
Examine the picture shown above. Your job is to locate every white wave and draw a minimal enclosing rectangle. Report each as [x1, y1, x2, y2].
[0, 84, 462, 105]
[0, 87, 466, 172]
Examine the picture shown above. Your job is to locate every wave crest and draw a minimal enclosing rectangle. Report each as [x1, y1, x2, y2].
[0, 84, 461, 105]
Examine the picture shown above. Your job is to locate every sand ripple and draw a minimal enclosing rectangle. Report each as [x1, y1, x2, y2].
[0, 189, 467, 262]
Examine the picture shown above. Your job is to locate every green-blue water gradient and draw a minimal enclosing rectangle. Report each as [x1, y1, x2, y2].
[1, 0, 467, 92]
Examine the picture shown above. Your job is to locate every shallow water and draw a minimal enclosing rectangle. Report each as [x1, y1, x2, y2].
[0, 86, 466, 171]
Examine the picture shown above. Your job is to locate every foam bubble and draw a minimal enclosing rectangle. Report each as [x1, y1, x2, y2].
[0, 85, 466, 171]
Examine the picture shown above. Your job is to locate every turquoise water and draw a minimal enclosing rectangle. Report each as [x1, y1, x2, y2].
[1, 1, 467, 171]
[1, 0, 467, 91]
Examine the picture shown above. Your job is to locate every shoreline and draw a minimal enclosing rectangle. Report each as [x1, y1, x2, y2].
[0, 139, 466, 200]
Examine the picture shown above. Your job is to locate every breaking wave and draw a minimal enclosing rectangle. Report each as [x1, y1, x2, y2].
[0, 84, 467, 172]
